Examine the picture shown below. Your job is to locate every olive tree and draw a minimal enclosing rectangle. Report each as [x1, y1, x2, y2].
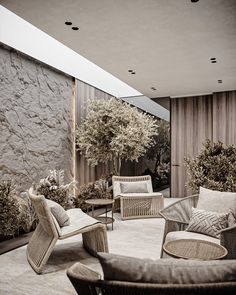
[76, 98, 158, 175]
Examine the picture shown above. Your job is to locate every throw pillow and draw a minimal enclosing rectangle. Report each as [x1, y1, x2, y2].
[186, 207, 229, 238]
[46, 199, 70, 227]
[97, 252, 236, 284]
[197, 187, 236, 226]
[120, 181, 148, 193]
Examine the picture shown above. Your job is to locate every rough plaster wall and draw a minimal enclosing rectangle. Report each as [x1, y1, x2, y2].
[0, 44, 74, 191]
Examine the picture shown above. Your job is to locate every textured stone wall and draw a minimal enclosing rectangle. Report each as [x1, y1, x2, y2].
[0, 44, 74, 191]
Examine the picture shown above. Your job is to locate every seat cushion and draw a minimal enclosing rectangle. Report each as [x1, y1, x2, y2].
[198, 187, 236, 226]
[119, 192, 162, 198]
[120, 181, 148, 193]
[59, 208, 99, 238]
[165, 230, 220, 244]
[97, 252, 236, 284]
[186, 207, 229, 238]
[46, 199, 70, 227]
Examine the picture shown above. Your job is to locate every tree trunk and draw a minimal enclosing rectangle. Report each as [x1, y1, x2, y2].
[112, 156, 122, 175]
[154, 153, 161, 174]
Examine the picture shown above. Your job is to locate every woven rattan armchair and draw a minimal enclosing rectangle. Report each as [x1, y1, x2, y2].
[67, 261, 236, 295]
[112, 175, 164, 220]
[27, 188, 109, 274]
[159, 195, 236, 259]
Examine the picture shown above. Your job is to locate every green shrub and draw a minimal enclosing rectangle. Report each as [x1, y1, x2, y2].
[35, 169, 76, 209]
[185, 140, 236, 193]
[74, 178, 112, 211]
[0, 181, 21, 236]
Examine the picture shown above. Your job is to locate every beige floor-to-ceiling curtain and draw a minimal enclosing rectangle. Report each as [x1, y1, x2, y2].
[171, 90, 236, 198]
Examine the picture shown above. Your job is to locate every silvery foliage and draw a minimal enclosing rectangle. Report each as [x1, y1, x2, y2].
[76, 98, 158, 174]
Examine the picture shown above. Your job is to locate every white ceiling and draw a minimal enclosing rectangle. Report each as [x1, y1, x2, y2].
[1, 0, 236, 98]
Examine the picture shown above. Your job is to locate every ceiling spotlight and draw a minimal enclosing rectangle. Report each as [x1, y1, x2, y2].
[218, 80, 222, 83]
[211, 60, 217, 63]
[191, 0, 199, 2]
[65, 21, 72, 25]
[128, 70, 133, 72]
[72, 26, 79, 30]
[210, 57, 216, 61]
[151, 87, 157, 91]
[131, 72, 136, 75]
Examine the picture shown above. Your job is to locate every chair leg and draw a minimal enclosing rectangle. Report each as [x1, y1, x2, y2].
[27, 224, 57, 274]
[82, 224, 109, 255]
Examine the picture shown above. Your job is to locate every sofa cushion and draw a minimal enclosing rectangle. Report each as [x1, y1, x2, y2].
[186, 207, 229, 238]
[165, 230, 220, 244]
[59, 208, 99, 238]
[197, 187, 236, 226]
[98, 253, 236, 284]
[120, 181, 148, 193]
[46, 199, 70, 227]
[119, 192, 162, 198]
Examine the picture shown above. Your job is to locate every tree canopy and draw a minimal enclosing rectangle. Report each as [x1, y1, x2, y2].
[76, 98, 158, 174]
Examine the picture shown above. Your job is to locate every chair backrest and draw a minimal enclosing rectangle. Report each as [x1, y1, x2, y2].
[28, 187, 59, 238]
[112, 175, 153, 199]
[67, 262, 236, 295]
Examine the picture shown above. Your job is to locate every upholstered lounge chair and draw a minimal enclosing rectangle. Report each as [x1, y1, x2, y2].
[159, 194, 236, 259]
[112, 175, 164, 220]
[67, 256, 236, 295]
[27, 188, 109, 274]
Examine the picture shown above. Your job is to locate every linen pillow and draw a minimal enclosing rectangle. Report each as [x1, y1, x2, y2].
[186, 207, 229, 238]
[197, 187, 236, 226]
[97, 252, 236, 284]
[46, 199, 70, 227]
[120, 181, 148, 193]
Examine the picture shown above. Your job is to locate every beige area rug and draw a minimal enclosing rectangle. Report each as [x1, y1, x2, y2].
[0, 198, 177, 295]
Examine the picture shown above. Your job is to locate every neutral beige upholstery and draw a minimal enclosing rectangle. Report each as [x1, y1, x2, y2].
[160, 194, 236, 259]
[27, 188, 109, 274]
[98, 252, 236, 284]
[67, 259, 236, 295]
[112, 175, 164, 220]
[165, 231, 220, 244]
[197, 187, 236, 226]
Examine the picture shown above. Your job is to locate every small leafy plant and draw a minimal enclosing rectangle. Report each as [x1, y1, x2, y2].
[185, 140, 236, 193]
[35, 169, 76, 208]
[74, 177, 112, 211]
[0, 181, 21, 236]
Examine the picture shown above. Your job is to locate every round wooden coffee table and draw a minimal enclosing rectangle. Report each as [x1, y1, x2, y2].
[85, 199, 115, 230]
[163, 239, 227, 260]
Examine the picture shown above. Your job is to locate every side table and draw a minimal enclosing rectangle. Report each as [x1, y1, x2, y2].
[163, 239, 228, 260]
[85, 199, 115, 230]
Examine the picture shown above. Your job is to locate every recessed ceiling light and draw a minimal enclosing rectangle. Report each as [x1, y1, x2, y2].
[72, 26, 79, 31]
[218, 80, 222, 83]
[210, 57, 216, 61]
[128, 70, 133, 72]
[191, 0, 199, 2]
[65, 21, 72, 25]
[211, 60, 217, 63]
[131, 72, 136, 75]
[151, 87, 157, 91]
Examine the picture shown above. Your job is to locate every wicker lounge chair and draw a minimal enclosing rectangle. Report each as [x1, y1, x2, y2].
[27, 188, 109, 274]
[67, 260, 236, 295]
[112, 175, 164, 220]
[159, 195, 236, 259]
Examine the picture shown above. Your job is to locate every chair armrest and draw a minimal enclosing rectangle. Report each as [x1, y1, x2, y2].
[67, 263, 101, 295]
[159, 195, 199, 224]
[220, 224, 236, 259]
[67, 262, 101, 281]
